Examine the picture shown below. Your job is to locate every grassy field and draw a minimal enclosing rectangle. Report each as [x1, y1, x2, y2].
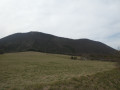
[0, 52, 118, 90]
[25, 68, 120, 90]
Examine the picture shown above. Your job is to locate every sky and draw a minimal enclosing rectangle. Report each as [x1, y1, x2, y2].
[0, 0, 120, 49]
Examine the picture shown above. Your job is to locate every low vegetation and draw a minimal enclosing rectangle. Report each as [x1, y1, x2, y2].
[0, 52, 117, 90]
[0, 49, 4, 54]
[79, 53, 120, 62]
[25, 68, 120, 90]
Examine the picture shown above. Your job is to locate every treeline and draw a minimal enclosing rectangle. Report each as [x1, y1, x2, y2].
[79, 53, 120, 62]
[70, 50, 120, 62]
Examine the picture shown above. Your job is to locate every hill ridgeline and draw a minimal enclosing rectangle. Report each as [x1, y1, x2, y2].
[0, 32, 116, 55]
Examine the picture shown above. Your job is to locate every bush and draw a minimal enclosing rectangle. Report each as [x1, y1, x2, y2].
[0, 49, 4, 54]
[71, 56, 77, 60]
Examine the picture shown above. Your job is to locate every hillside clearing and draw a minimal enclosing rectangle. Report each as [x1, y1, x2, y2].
[0, 52, 117, 90]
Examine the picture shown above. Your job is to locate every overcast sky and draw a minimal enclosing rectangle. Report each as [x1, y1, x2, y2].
[0, 0, 120, 49]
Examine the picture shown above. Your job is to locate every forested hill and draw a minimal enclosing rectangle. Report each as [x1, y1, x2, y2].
[0, 32, 116, 55]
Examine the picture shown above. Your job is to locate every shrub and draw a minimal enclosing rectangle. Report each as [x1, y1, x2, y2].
[0, 49, 4, 54]
[71, 56, 77, 60]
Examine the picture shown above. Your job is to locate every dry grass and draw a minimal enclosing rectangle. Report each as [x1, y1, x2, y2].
[29, 68, 120, 90]
[0, 52, 117, 90]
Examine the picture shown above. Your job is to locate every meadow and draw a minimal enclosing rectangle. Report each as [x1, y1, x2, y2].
[0, 52, 118, 90]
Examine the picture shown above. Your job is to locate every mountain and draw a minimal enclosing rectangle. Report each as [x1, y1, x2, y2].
[0, 32, 116, 55]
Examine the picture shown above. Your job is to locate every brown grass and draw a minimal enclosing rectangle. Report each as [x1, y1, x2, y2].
[0, 52, 117, 90]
